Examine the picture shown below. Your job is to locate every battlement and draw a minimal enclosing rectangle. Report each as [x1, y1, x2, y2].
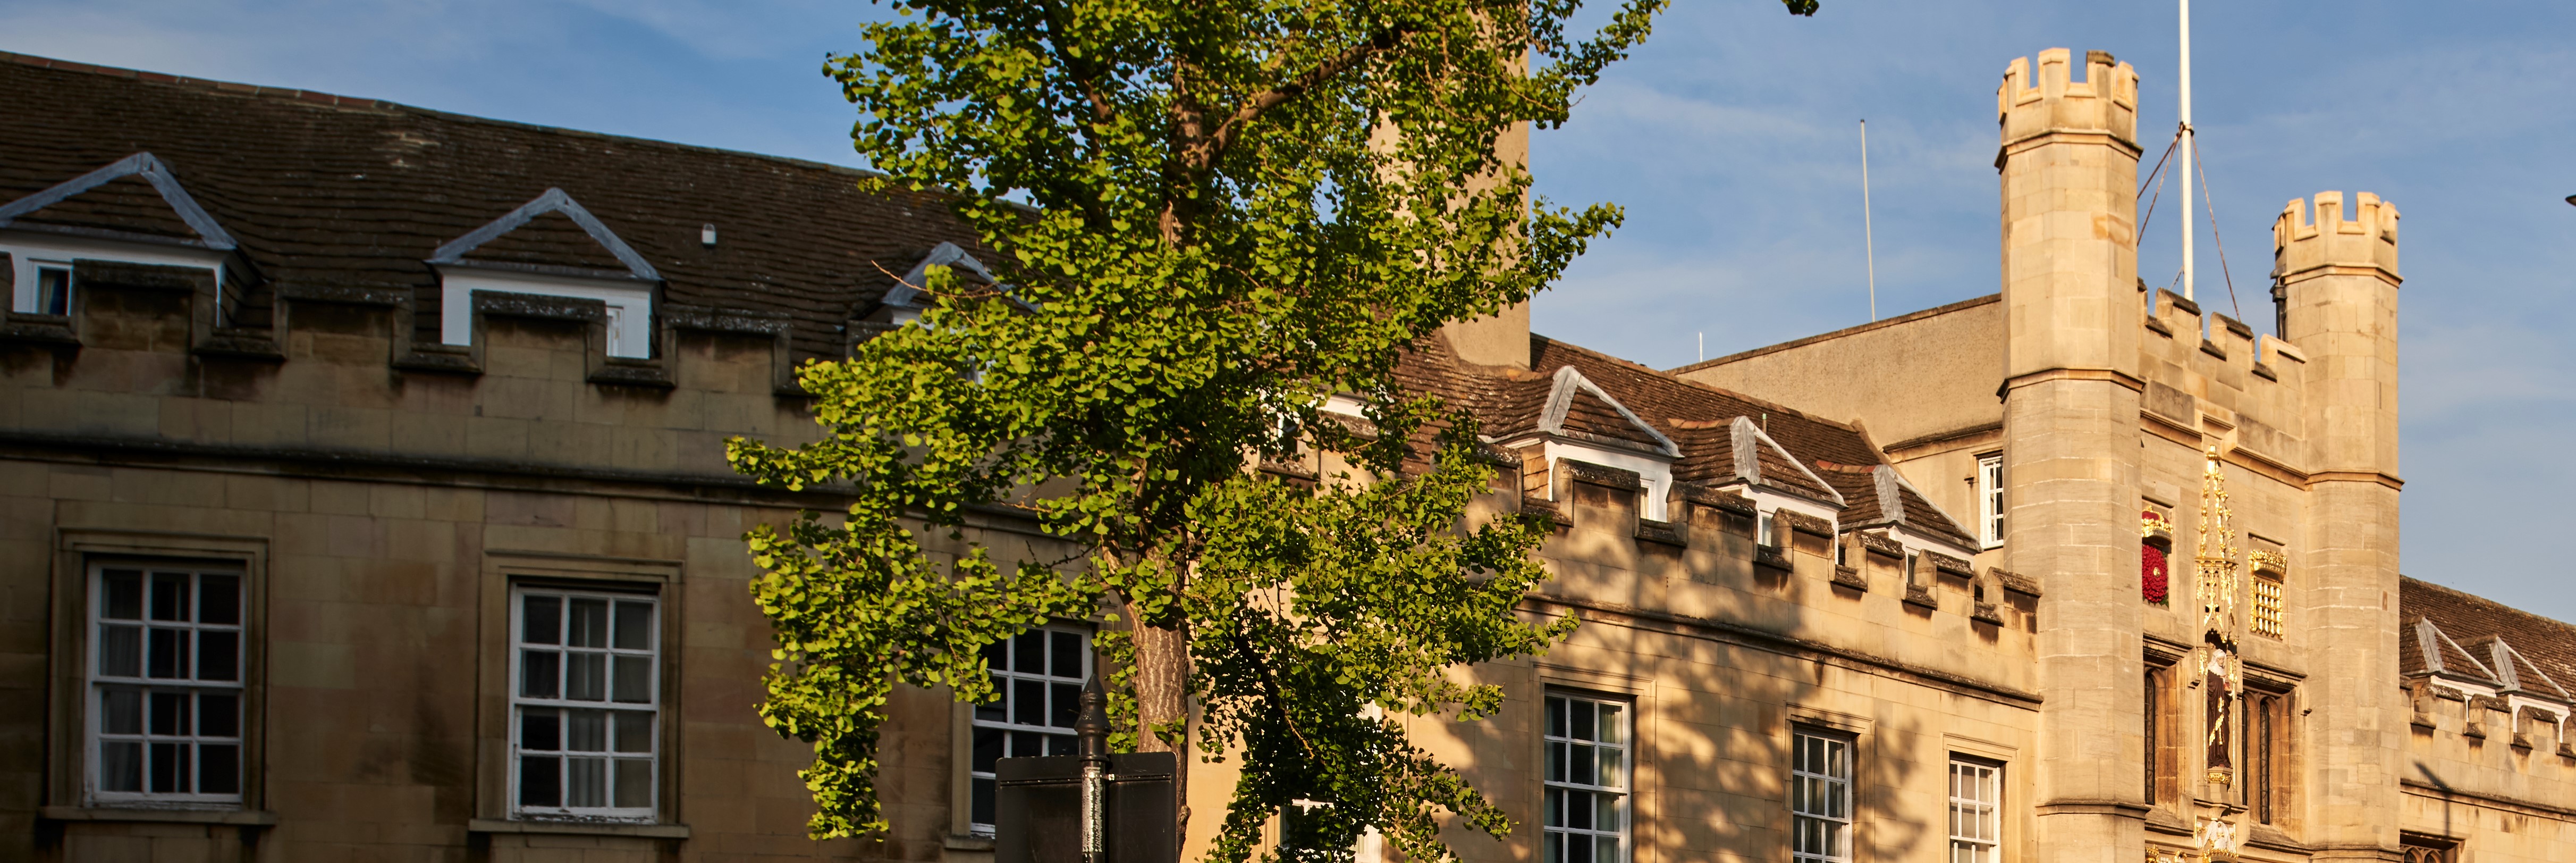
[2273, 191, 2400, 283]
[1996, 48, 2139, 150]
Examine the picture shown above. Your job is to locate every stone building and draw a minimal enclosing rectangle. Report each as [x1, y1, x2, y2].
[3, 42, 2570, 863]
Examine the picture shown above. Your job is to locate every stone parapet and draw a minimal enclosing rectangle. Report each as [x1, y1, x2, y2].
[2274, 191, 2401, 287]
[1997, 48, 2140, 154]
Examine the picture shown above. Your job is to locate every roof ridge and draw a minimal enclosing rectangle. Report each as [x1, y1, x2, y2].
[1529, 334, 1862, 434]
[2403, 575, 2576, 632]
[1669, 293, 2002, 375]
[0, 49, 899, 186]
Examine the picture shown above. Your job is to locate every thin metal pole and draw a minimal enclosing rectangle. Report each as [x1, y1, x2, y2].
[1861, 119, 1878, 322]
[2178, 0, 2195, 303]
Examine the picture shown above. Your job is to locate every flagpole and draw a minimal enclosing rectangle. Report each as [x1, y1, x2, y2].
[1861, 119, 1878, 322]
[2178, 0, 2195, 303]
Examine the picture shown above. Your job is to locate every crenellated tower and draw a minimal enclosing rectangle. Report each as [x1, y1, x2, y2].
[1996, 47, 2148, 863]
[2275, 191, 2404, 862]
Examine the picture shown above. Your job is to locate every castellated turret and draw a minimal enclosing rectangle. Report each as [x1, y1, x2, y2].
[1992, 46, 2149, 863]
[2276, 190, 2406, 855]
[1997, 47, 2138, 153]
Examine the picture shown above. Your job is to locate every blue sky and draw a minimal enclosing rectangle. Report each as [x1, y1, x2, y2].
[6, 0, 2572, 619]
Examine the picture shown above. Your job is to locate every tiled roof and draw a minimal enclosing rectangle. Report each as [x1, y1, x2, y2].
[0, 51, 989, 363]
[2401, 576, 2576, 701]
[1396, 332, 1977, 547]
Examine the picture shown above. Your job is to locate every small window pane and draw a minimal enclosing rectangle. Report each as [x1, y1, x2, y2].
[567, 758, 607, 807]
[522, 650, 560, 699]
[982, 640, 1009, 672]
[523, 597, 561, 644]
[567, 709, 607, 752]
[521, 755, 561, 806]
[613, 601, 652, 650]
[1014, 679, 1045, 725]
[972, 727, 1003, 773]
[971, 777, 996, 826]
[198, 693, 239, 738]
[1051, 631, 1083, 678]
[198, 630, 240, 682]
[198, 575, 241, 625]
[149, 573, 189, 622]
[1015, 632, 1044, 673]
[102, 688, 142, 735]
[101, 741, 143, 792]
[614, 758, 653, 808]
[103, 571, 144, 619]
[36, 266, 71, 315]
[567, 653, 606, 701]
[99, 625, 141, 677]
[1050, 682, 1080, 727]
[199, 744, 241, 795]
[149, 691, 190, 736]
[522, 710, 561, 751]
[147, 628, 181, 678]
[612, 656, 651, 703]
[150, 741, 187, 793]
[569, 599, 609, 648]
[614, 711, 653, 753]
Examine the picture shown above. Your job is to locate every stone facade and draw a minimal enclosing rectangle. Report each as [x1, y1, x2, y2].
[5, 41, 2571, 863]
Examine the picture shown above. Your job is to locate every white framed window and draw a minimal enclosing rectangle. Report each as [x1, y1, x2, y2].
[88, 562, 244, 804]
[1977, 454, 2005, 547]
[1758, 510, 1777, 547]
[1948, 758, 2001, 863]
[33, 261, 71, 315]
[4, 234, 227, 317]
[969, 627, 1092, 835]
[511, 586, 660, 820]
[1544, 693, 1628, 863]
[438, 270, 654, 358]
[1792, 731, 1853, 863]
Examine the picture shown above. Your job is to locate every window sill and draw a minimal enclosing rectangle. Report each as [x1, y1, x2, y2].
[467, 818, 690, 839]
[946, 835, 998, 851]
[40, 806, 278, 826]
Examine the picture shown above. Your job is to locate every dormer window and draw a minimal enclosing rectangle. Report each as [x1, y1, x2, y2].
[2, 153, 244, 320]
[33, 263, 70, 315]
[430, 188, 661, 358]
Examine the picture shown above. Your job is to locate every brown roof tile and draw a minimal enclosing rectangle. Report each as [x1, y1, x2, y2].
[0, 51, 991, 363]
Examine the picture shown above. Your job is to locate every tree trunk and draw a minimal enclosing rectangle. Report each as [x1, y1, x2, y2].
[1129, 611, 1194, 842]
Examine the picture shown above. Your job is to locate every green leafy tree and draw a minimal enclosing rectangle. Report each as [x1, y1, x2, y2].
[727, 0, 1817, 856]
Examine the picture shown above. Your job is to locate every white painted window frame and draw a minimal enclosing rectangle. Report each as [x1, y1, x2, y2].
[967, 626, 1093, 836]
[1543, 692, 1629, 863]
[1948, 758, 2001, 863]
[1543, 441, 1675, 521]
[1977, 453, 2005, 548]
[3, 232, 226, 318]
[509, 585, 661, 822]
[1792, 730, 1853, 863]
[86, 560, 246, 806]
[439, 269, 655, 358]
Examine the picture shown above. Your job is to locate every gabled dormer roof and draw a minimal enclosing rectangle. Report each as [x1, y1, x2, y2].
[882, 241, 1036, 313]
[0, 152, 239, 249]
[429, 187, 659, 281]
[1539, 365, 1679, 458]
[2480, 638, 2574, 703]
[1721, 416, 1843, 505]
[2412, 617, 2499, 686]
[2400, 577, 2576, 698]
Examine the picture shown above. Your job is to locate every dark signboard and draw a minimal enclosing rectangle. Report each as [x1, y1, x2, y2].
[993, 751, 1177, 863]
